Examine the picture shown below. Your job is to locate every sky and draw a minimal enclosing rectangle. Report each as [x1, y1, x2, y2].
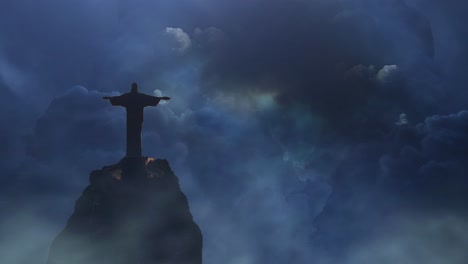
[1, 0, 468, 263]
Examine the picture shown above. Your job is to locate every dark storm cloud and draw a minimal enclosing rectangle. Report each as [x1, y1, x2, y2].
[381, 111, 468, 210]
[311, 111, 468, 262]
[196, 0, 440, 134]
[1, 0, 468, 263]
[0, 0, 443, 123]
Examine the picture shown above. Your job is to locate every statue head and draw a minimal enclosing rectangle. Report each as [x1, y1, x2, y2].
[131, 83, 138, 93]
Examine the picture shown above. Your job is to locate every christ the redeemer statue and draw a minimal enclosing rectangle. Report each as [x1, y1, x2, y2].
[103, 83, 170, 158]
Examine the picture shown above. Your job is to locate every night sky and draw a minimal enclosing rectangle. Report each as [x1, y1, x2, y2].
[1, 0, 468, 263]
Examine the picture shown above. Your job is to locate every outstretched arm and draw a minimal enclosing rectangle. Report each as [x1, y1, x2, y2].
[144, 95, 171, 106]
[103, 95, 125, 106]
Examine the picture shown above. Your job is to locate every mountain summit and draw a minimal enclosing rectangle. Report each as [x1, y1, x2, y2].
[47, 157, 203, 264]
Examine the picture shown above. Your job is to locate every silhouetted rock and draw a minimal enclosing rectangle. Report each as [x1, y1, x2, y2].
[47, 157, 202, 264]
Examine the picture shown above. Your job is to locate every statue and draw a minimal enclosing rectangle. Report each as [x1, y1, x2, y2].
[103, 82, 170, 158]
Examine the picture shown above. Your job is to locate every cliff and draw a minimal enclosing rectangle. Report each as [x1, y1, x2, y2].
[47, 157, 202, 264]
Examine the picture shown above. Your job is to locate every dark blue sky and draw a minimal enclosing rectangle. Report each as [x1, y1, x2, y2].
[1, 0, 468, 263]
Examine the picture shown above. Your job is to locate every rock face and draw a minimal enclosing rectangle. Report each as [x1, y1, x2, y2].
[47, 157, 202, 264]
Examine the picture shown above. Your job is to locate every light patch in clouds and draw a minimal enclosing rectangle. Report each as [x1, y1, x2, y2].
[396, 113, 408, 125]
[345, 64, 401, 85]
[0, 56, 30, 95]
[164, 27, 192, 53]
[376, 64, 400, 84]
[254, 91, 277, 111]
[210, 89, 279, 115]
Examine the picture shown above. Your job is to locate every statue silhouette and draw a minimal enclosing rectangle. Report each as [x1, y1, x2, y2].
[103, 83, 170, 158]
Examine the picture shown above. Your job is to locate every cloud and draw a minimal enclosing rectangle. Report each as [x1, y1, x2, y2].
[376, 65, 400, 84]
[164, 27, 192, 54]
[309, 109, 468, 261]
[193, 27, 228, 50]
[194, 0, 439, 137]
[344, 64, 377, 80]
[396, 113, 409, 125]
[345, 64, 400, 84]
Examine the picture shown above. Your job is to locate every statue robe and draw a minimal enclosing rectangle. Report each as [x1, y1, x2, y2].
[108, 92, 162, 157]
